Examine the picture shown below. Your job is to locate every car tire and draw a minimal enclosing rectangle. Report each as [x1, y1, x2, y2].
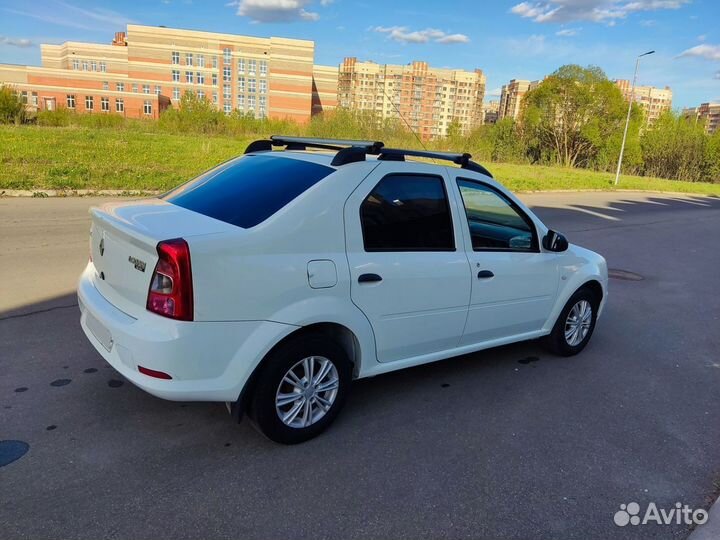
[544, 287, 600, 357]
[248, 334, 352, 444]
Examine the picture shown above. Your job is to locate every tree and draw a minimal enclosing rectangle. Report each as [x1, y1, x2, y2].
[0, 85, 25, 124]
[520, 65, 633, 168]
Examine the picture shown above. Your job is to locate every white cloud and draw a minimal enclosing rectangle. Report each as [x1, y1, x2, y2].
[230, 0, 321, 22]
[677, 44, 720, 61]
[3, 2, 134, 31]
[0, 36, 34, 48]
[373, 26, 470, 44]
[555, 28, 579, 36]
[510, 0, 689, 24]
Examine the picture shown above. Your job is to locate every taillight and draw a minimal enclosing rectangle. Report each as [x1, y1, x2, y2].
[146, 238, 193, 321]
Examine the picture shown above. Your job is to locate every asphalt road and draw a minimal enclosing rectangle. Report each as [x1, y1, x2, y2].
[2, 192, 719, 540]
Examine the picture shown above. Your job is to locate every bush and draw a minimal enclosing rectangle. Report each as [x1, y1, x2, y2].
[0, 86, 25, 124]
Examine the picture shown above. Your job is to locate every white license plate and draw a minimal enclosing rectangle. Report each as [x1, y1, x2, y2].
[86, 311, 113, 352]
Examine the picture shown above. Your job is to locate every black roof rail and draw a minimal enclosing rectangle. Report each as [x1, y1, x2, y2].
[243, 136, 493, 177]
[378, 148, 494, 178]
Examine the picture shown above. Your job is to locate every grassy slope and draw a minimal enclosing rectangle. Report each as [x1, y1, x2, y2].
[2, 125, 719, 195]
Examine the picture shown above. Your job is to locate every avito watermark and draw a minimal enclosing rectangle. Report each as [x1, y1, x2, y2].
[614, 502, 708, 527]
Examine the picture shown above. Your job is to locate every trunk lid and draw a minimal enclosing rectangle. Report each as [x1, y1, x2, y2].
[89, 198, 233, 318]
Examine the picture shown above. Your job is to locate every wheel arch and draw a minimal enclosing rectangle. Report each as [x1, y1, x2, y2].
[231, 322, 362, 422]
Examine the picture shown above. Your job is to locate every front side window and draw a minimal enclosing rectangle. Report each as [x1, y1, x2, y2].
[456, 178, 536, 251]
[115, 98, 124, 112]
[173, 87, 180, 100]
[185, 53, 193, 66]
[248, 59, 256, 75]
[72, 59, 79, 70]
[259, 60, 267, 76]
[223, 47, 232, 64]
[143, 84, 150, 94]
[116, 82, 124, 92]
[197, 72, 204, 85]
[99, 61, 107, 73]
[101, 97, 109, 111]
[212, 73, 218, 86]
[143, 100, 152, 115]
[197, 55, 205, 68]
[155, 85, 162, 96]
[171, 51, 180, 65]
[172, 69, 180, 82]
[238, 58, 245, 73]
[85, 96, 94, 110]
[66, 94, 76, 108]
[223, 66, 231, 82]
[360, 174, 454, 252]
[186, 71, 193, 84]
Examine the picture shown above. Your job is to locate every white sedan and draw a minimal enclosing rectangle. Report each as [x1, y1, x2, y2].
[78, 136, 608, 444]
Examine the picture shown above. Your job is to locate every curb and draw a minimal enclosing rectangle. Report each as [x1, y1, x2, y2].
[0, 189, 160, 198]
[1, 188, 716, 198]
[688, 495, 720, 539]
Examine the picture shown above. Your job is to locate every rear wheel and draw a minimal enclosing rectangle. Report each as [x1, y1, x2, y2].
[544, 287, 599, 356]
[248, 335, 351, 444]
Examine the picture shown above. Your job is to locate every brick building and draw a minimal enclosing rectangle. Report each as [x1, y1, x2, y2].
[614, 79, 672, 126]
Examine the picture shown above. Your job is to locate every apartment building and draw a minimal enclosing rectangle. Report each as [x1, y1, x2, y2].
[337, 57, 486, 139]
[498, 79, 539, 121]
[482, 100, 499, 124]
[682, 103, 720, 134]
[0, 24, 329, 122]
[311, 65, 338, 116]
[614, 80, 672, 126]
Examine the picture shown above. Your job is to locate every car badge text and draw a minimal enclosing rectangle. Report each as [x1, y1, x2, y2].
[128, 256, 146, 272]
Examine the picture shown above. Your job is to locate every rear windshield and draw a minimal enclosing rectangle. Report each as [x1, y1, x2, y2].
[163, 154, 334, 228]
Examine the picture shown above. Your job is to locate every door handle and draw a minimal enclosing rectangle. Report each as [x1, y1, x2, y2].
[477, 270, 494, 279]
[358, 273, 382, 283]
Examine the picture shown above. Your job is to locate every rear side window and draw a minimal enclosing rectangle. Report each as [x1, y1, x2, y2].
[360, 173, 454, 251]
[163, 154, 334, 228]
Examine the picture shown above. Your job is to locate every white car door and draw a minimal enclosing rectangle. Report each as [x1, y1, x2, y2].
[344, 162, 472, 363]
[450, 174, 560, 346]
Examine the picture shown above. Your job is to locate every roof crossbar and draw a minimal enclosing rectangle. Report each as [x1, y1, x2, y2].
[378, 148, 494, 178]
[243, 136, 493, 177]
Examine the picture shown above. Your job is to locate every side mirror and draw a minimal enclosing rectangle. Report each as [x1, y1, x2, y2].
[543, 230, 569, 252]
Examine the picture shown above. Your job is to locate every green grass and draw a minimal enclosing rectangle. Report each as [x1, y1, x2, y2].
[2, 125, 719, 196]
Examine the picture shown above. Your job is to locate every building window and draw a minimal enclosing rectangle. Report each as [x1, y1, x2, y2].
[172, 69, 180, 82]
[91, 60, 97, 72]
[197, 72, 204, 85]
[172, 51, 180, 65]
[85, 96, 94, 111]
[197, 55, 205, 68]
[259, 79, 267, 94]
[248, 59, 256, 76]
[72, 59, 79, 70]
[82, 60, 88, 71]
[101, 97, 110, 112]
[237, 94, 244, 109]
[143, 100, 152, 115]
[143, 84, 150, 94]
[237, 76, 245, 92]
[212, 56, 218, 69]
[100, 61, 107, 73]
[223, 84, 231, 100]
[31, 93, 38, 107]
[259, 60, 267, 76]
[212, 91, 218, 104]
[197, 90, 205, 100]
[212, 73, 218, 86]
[223, 101, 232, 113]
[155, 85, 162, 96]
[116, 82, 124, 92]
[223, 47, 232, 64]
[223, 66, 231, 82]
[185, 53, 193, 66]
[259, 95, 266, 115]
[66, 94, 76, 109]
[173, 87, 180, 100]
[237, 58, 245, 73]
[102, 81, 109, 91]
[248, 78, 256, 93]
[186, 71, 194, 84]
[248, 95, 255, 110]
[132, 83, 138, 93]
[115, 98, 124, 113]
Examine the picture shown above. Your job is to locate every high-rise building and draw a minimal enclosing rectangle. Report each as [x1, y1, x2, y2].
[614, 80, 672, 126]
[682, 103, 720, 134]
[498, 79, 539, 120]
[482, 100, 499, 125]
[311, 65, 338, 116]
[0, 24, 332, 122]
[337, 57, 486, 139]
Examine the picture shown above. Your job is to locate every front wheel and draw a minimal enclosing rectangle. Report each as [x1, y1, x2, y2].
[544, 288, 599, 356]
[248, 335, 352, 444]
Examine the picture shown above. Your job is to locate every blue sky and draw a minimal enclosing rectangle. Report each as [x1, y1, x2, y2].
[0, 0, 718, 108]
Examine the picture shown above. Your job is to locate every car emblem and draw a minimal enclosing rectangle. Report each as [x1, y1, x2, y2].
[128, 256, 146, 272]
[99, 238, 105, 256]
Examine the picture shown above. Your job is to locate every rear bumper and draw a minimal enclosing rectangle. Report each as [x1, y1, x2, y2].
[77, 264, 295, 402]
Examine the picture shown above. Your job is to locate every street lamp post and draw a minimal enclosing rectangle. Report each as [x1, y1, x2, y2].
[614, 50, 655, 186]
